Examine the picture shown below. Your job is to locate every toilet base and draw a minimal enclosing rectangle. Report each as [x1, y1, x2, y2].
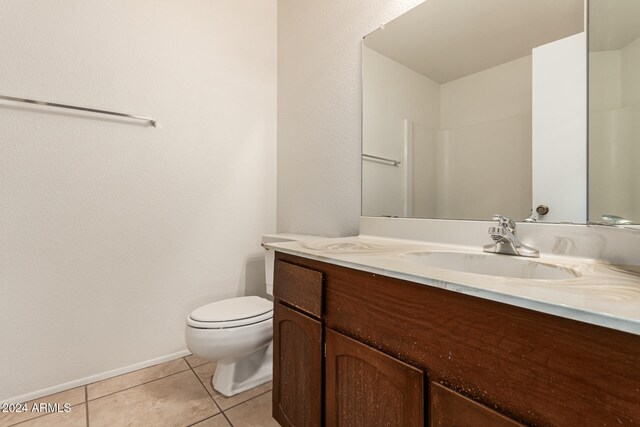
[212, 340, 273, 397]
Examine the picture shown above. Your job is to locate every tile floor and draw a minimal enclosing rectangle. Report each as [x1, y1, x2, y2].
[0, 355, 279, 427]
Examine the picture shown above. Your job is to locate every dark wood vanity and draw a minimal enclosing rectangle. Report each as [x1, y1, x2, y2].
[272, 252, 640, 426]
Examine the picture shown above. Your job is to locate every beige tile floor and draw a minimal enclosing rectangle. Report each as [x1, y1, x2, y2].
[0, 355, 279, 427]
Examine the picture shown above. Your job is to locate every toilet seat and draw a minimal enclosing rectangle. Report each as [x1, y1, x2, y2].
[187, 296, 273, 329]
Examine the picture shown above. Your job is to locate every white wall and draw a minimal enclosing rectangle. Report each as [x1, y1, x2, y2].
[589, 50, 621, 111]
[439, 56, 532, 220]
[440, 56, 532, 130]
[362, 49, 531, 221]
[0, 0, 277, 402]
[590, 51, 624, 221]
[589, 35, 640, 222]
[622, 38, 640, 219]
[532, 32, 587, 223]
[621, 36, 640, 106]
[362, 46, 440, 218]
[277, 0, 424, 236]
[412, 123, 439, 218]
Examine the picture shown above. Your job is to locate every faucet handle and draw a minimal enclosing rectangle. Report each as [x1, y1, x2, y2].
[492, 214, 515, 232]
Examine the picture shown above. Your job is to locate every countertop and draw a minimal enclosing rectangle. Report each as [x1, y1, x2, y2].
[265, 235, 640, 336]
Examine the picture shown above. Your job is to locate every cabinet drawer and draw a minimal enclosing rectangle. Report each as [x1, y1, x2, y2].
[430, 382, 524, 427]
[274, 259, 323, 318]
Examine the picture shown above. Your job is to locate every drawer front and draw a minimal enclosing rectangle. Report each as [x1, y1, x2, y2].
[274, 258, 323, 318]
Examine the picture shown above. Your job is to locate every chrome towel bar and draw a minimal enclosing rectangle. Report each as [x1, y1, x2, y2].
[0, 94, 157, 127]
[362, 153, 400, 167]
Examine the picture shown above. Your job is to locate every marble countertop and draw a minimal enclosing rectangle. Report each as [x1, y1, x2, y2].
[265, 235, 640, 336]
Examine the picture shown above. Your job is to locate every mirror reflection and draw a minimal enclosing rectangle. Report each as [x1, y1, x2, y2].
[362, 0, 585, 222]
[589, 0, 640, 226]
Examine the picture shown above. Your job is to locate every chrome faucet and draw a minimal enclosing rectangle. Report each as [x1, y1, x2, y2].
[483, 214, 539, 258]
[601, 214, 633, 225]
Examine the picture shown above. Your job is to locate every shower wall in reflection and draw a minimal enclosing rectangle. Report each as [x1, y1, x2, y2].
[589, 26, 640, 223]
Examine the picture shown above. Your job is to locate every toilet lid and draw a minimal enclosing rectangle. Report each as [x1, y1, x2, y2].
[189, 296, 273, 323]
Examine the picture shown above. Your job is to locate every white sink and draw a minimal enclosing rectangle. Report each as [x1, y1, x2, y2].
[397, 251, 579, 280]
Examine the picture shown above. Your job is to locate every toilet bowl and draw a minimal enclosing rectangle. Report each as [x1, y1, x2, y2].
[185, 296, 273, 396]
[185, 234, 316, 397]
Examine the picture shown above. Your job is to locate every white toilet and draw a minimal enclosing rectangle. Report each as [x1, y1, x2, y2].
[184, 235, 305, 397]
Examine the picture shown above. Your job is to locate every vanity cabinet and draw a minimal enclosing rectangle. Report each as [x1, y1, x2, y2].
[273, 252, 640, 426]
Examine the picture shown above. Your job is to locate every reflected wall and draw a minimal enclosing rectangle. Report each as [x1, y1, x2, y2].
[589, 0, 640, 225]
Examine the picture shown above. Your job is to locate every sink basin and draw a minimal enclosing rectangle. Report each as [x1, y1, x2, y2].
[397, 251, 579, 280]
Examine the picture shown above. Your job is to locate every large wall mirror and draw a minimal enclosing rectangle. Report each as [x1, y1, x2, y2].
[362, 0, 589, 223]
[589, 0, 640, 226]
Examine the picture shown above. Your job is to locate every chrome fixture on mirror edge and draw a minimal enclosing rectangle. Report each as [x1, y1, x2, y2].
[484, 215, 540, 258]
[524, 205, 550, 223]
[601, 214, 633, 226]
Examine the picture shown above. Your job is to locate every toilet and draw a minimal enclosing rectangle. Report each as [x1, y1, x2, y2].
[184, 234, 307, 397]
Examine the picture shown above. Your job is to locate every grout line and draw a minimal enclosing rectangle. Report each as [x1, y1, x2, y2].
[5, 412, 46, 426]
[220, 410, 234, 427]
[220, 388, 273, 427]
[185, 358, 233, 426]
[8, 360, 271, 427]
[185, 414, 219, 427]
[87, 368, 191, 402]
[85, 358, 190, 390]
[184, 412, 233, 427]
[8, 357, 204, 427]
[8, 358, 189, 427]
[85, 386, 89, 427]
[184, 358, 210, 370]
[220, 388, 272, 413]
[6, 401, 89, 427]
[4, 393, 89, 427]
[186, 358, 221, 406]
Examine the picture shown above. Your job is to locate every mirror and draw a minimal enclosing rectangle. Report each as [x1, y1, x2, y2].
[589, 0, 640, 226]
[362, 0, 585, 222]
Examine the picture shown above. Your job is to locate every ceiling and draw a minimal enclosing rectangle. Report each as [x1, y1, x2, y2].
[364, 0, 584, 83]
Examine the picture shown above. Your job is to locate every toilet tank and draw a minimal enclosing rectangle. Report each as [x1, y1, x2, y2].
[261, 234, 320, 296]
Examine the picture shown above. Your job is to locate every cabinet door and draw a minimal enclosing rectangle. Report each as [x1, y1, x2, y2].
[430, 382, 524, 427]
[325, 328, 424, 427]
[272, 302, 322, 427]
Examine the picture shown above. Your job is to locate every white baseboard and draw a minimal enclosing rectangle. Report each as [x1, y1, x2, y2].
[2, 349, 191, 404]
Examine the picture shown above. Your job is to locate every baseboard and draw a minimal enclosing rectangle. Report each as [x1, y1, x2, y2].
[2, 349, 191, 404]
